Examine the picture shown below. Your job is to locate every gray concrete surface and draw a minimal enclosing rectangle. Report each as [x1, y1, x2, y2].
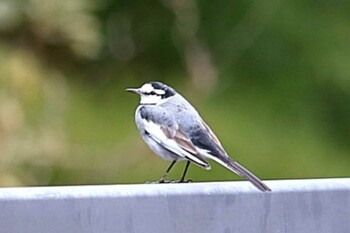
[0, 178, 349, 233]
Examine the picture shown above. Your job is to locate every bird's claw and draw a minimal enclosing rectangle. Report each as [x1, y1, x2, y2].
[158, 179, 177, 183]
[146, 179, 176, 184]
[177, 179, 193, 183]
[146, 178, 193, 184]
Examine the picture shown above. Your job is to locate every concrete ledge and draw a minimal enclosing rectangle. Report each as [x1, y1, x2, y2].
[0, 178, 349, 233]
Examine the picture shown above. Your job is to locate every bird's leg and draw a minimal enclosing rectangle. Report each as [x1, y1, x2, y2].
[178, 161, 192, 183]
[157, 160, 177, 183]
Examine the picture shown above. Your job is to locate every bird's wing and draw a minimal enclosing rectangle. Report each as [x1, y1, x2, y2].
[194, 119, 271, 192]
[172, 127, 198, 154]
[190, 119, 227, 158]
[201, 119, 225, 150]
[140, 106, 210, 169]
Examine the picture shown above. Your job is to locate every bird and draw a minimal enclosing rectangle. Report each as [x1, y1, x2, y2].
[126, 81, 271, 192]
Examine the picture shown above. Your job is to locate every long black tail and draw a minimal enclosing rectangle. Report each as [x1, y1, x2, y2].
[221, 156, 271, 192]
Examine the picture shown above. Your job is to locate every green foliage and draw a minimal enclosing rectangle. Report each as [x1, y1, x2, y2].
[0, 0, 349, 186]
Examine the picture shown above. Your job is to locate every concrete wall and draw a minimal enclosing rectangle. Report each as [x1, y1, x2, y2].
[0, 178, 349, 233]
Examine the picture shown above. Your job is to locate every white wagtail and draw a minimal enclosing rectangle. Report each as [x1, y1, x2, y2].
[126, 81, 271, 192]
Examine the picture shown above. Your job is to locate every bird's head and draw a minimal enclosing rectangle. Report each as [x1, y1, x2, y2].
[126, 81, 176, 105]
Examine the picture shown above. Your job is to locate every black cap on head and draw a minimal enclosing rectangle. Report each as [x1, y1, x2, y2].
[148, 81, 176, 98]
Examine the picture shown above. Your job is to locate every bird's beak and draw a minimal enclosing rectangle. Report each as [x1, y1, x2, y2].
[126, 88, 140, 95]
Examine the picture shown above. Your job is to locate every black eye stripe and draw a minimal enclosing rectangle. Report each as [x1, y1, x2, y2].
[145, 91, 161, 96]
[141, 82, 176, 98]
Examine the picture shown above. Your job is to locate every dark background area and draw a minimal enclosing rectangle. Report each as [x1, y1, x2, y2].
[0, 0, 349, 186]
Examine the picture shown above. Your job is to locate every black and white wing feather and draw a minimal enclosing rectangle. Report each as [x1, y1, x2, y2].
[139, 106, 210, 169]
[190, 119, 271, 192]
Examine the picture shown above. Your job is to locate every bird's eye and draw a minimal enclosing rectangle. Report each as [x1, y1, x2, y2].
[143, 90, 164, 96]
[148, 91, 161, 95]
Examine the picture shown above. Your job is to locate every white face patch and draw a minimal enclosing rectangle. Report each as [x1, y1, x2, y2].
[140, 83, 166, 95]
[140, 93, 162, 104]
[138, 82, 169, 104]
[154, 89, 165, 95]
[140, 83, 154, 93]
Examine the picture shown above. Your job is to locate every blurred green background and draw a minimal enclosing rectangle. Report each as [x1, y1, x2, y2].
[0, 0, 349, 186]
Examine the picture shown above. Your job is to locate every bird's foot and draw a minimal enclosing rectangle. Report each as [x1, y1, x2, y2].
[146, 179, 176, 184]
[146, 178, 193, 184]
[158, 179, 177, 184]
[177, 179, 193, 183]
